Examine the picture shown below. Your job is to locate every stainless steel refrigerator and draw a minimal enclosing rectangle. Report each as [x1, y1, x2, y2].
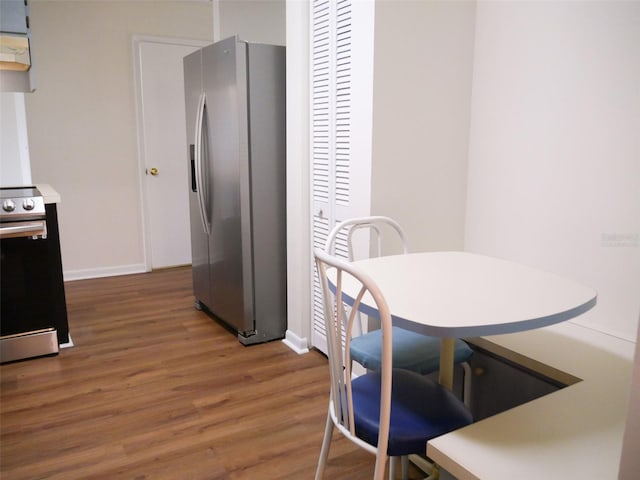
[183, 36, 286, 345]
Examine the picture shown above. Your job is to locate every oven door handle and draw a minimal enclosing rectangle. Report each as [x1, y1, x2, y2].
[0, 221, 47, 239]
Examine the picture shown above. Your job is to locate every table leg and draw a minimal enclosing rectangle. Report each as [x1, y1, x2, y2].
[439, 337, 455, 390]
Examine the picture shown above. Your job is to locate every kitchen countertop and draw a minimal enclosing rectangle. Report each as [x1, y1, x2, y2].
[427, 322, 635, 479]
[35, 184, 61, 204]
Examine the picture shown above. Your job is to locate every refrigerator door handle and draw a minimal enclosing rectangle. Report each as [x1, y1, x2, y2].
[189, 144, 197, 192]
[194, 92, 210, 235]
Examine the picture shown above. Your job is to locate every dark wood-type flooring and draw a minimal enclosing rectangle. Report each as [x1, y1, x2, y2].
[1, 267, 424, 479]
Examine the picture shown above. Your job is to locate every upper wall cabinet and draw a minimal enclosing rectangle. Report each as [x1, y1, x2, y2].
[1, 0, 29, 34]
[0, 0, 35, 92]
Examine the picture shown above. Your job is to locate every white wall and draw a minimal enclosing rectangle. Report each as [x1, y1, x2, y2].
[216, 0, 285, 45]
[25, 1, 213, 277]
[619, 318, 640, 478]
[283, 0, 311, 353]
[465, 1, 640, 341]
[0, 93, 31, 186]
[371, 0, 476, 252]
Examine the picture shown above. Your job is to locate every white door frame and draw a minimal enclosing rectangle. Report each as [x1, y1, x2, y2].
[132, 35, 211, 271]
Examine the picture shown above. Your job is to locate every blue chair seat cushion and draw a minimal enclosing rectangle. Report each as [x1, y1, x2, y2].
[351, 369, 473, 457]
[350, 326, 474, 375]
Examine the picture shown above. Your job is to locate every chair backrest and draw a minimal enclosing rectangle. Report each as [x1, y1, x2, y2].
[314, 248, 393, 456]
[324, 216, 407, 338]
[325, 216, 409, 261]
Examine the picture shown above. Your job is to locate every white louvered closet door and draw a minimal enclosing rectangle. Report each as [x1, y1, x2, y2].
[310, 0, 375, 354]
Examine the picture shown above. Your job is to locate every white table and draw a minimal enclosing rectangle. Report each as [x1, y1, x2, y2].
[338, 251, 597, 389]
[428, 324, 634, 479]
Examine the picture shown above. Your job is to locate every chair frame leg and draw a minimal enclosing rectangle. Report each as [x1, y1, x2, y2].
[408, 454, 439, 479]
[374, 454, 388, 480]
[315, 409, 334, 480]
[401, 455, 410, 480]
[389, 456, 397, 479]
[461, 361, 472, 408]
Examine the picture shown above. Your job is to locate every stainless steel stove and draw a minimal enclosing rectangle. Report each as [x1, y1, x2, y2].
[0, 186, 47, 239]
[1, 186, 68, 363]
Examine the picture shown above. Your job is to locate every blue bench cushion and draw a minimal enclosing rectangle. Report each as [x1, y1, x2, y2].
[350, 326, 473, 375]
[352, 369, 473, 456]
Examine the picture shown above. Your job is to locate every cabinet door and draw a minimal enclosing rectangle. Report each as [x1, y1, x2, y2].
[0, 0, 28, 34]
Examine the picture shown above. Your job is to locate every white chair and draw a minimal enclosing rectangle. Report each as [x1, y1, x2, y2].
[314, 249, 473, 480]
[325, 216, 474, 407]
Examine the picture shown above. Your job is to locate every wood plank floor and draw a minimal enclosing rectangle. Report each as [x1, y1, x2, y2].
[0, 267, 423, 479]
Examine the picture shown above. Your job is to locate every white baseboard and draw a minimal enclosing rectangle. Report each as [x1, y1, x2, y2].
[64, 264, 148, 282]
[282, 329, 309, 354]
[60, 333, 74, 348]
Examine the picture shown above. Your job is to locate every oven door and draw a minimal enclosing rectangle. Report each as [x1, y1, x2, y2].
[0, 219, 59, 362]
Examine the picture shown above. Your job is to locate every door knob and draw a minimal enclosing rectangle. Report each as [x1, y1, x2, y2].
[148, 167, 159, 176]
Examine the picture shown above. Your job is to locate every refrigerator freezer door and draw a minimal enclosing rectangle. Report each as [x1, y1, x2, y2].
[184, 49, 212, 309]
[202, 37, 255, 334]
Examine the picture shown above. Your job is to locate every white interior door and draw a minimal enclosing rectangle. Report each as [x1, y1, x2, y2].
[310, 1, 375, 353]
[135, 37, 209, 269]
